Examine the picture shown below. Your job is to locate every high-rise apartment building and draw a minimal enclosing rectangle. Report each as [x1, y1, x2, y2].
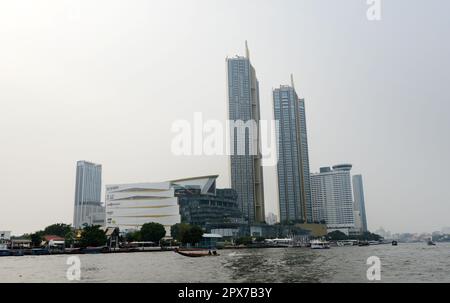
[226, 42, 265, 224]
[73, 161, 104, 229]
[273, 77, 313, 223]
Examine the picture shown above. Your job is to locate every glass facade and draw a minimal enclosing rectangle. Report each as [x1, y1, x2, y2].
[177, 188, 243, 227]
[273, 86, 313, 223]
[352, 175, 368, 232]
[226, 51, 265, 224]
[73, 161, 103, 229]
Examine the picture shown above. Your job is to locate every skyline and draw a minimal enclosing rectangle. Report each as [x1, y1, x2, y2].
[1, 0, 449, 235]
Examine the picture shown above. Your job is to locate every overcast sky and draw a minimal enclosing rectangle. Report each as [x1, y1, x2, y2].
[1, 0, 449, 235]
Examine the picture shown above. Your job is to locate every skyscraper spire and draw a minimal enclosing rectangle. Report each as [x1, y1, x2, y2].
[290, 73, 295, 89]
[245, 40, 250, 59]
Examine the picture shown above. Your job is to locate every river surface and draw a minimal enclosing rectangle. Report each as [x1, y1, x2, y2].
[0, 243, 449, 283]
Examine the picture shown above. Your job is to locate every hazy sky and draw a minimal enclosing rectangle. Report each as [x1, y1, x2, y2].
[1, 0, 449, 235]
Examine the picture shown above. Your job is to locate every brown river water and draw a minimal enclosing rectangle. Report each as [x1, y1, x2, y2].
[0, 243, 448, 283]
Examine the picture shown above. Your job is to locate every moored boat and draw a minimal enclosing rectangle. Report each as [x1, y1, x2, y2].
[337, 240, 357, 247]
[65, 247, 82, 254]
[11, 250, 24, 256]
[0, 243, 11, 256]
[31, 248, 50, 255]
[310, 239, 330, 249]
[0, 249, 11, 257]
[82, 246, 106, 254]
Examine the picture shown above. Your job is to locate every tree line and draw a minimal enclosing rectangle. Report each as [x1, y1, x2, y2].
[13, 222, 205, 248]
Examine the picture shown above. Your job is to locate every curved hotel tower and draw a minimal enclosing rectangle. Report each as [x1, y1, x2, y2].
[310, 164, 356, 234]
[226, 42, 265, 224]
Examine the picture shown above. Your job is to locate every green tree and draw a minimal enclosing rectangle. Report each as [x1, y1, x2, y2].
[64, 230, 76, 247]
[125, 230, 141, 242]
[255, 236, 266, 243]
[43, 223, 72, 237]
[171, 223, 191, 242]
[79, 225, 107, 248]
[326, 230, 348, 241]
[30, 232, 43, 247]
[184, 225, 203, 245]
[140, 222, 166, 243]
[355, 232, 382, 241]
[235, 236, 253, 246]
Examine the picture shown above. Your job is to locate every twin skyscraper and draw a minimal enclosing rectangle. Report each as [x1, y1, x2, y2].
[226, 42, 313, 225]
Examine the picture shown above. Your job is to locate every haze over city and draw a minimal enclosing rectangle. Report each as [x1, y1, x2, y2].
[1, 0, 449, 235]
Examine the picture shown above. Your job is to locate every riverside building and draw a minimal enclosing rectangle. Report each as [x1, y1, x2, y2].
[105, 175, 239, 236]
[310, 164, 356, 235]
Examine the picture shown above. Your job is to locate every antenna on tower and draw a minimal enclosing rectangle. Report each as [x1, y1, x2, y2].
[245, 40, 250, 59]
[290, 73, 295, 89]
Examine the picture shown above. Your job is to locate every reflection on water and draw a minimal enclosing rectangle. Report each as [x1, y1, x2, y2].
[0, 243, 449, 283]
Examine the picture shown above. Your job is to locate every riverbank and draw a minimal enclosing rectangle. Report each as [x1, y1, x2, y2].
[1, 240, 397, 257]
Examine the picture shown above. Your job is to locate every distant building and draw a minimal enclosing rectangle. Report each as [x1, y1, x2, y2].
[311, 164, 355, 234]
[374, 227, 391, 239]
[73, 161, 104, 229]
[226, 42, 265, 224]
[273, 78, 313, 224]
[265, 212, 278, 225]
[352, 175, 368, 233]
[442, 227, 450, 234]
[105, 175, 220, 236]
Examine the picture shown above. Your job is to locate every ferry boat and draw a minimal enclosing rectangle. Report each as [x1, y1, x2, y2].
[427, 238, 436, 246]
[310, 239, 330, 249]
[266, 238, 295, 248]
[0, 244, 11, 257]
[336, 240, 358, 247]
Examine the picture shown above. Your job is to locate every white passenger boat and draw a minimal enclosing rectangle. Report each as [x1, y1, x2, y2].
[266, 238, 294, 248]
[310, 239, 331, 249]
[337, 240, 358, 247]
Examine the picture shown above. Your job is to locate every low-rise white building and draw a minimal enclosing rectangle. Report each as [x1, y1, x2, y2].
[105, 175, 218, 236]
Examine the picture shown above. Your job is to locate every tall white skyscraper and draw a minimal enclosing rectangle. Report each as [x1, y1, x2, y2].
[226, 42, 265, 224]
[311, 164, 355, 234]
[352, 174, 368, 233]
[73, 161, 104, 229]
